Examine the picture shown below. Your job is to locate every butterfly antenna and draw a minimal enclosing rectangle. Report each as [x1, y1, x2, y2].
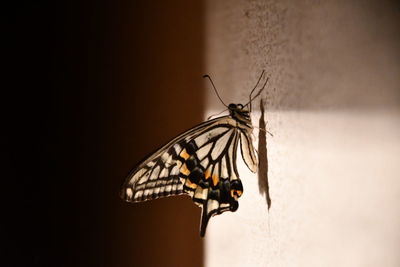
[249, 70, 265, 111]
[249, 70, 265, 101]
[245, 74, 269, 110]
[203, 74, 228, 108]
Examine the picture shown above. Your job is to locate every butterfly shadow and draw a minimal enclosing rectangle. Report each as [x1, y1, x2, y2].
[257, 98, 272, 210]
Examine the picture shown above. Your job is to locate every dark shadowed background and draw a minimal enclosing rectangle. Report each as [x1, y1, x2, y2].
[5, 1, 204, 266]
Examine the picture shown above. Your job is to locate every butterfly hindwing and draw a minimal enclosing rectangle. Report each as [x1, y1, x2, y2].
[188, 129, 247, 236]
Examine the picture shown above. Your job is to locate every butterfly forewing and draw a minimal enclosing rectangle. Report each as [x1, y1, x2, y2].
[121, 108, 258, 237]
[122, 117, 232, 201]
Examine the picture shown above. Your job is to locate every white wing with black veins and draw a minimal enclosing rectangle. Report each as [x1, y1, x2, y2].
[121, 115, 257, 237]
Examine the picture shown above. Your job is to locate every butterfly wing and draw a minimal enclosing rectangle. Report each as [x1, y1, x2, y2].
[121, 116, 258, 237]
[121, 116, 232, 202]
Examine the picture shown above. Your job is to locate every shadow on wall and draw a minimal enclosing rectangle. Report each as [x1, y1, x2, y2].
[257, 98, 272, 210]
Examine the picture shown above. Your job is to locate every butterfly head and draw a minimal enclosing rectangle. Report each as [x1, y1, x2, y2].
[228, 103, 251, 126]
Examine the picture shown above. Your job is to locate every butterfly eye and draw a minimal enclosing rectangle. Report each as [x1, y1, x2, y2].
[228, 103, 236, 109]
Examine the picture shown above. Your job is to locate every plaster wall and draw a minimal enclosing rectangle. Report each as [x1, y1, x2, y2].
[204, 1, 400, 266]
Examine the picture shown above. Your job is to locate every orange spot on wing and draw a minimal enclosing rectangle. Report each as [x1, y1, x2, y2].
[180, 149, 190, 160]
[185, 179, 197, 189]
[180, 163, 190, 176]
[230, 189, 243, 198]
[204, 169, 211, 179]
[212, 174, 219, 186]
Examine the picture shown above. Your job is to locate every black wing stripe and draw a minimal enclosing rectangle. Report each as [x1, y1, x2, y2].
[210, 129, 234, 160]
[196, 143, 213, 161]
[193, 126, 230, 148]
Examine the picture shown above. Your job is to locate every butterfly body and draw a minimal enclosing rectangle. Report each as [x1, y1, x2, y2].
[121, 103, 258, 237]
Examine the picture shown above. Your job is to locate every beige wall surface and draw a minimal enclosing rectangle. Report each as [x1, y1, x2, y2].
[204, 1, 400, 266]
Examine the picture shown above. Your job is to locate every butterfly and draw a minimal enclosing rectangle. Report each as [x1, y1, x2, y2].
[120, 71, 268, 237]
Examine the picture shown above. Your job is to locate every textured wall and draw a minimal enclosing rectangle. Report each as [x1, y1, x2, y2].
[204, 1, 400, 266]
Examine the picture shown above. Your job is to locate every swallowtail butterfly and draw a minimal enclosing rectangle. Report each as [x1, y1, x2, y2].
[121, 71, 268, 237]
